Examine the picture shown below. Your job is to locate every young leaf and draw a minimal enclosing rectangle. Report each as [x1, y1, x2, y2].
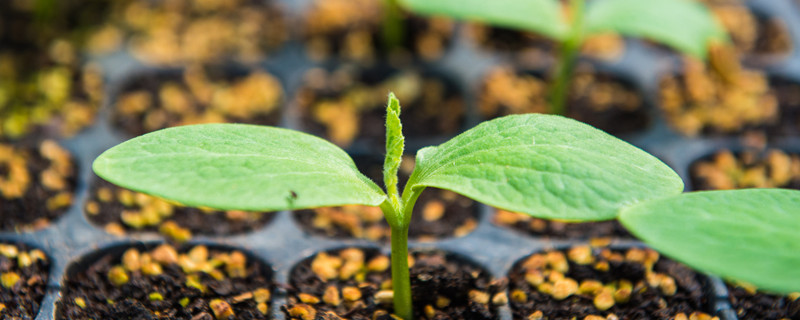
[406, 114, 683, 221]
[93, 124, 386, 212]
[384, 93, 405, 216]
[584, 0, 727, 58]
[619, 189, 800, 294]
[400, 0, 568, 41]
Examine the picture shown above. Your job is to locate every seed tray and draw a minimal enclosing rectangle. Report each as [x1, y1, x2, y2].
[4, 0, 800, 318]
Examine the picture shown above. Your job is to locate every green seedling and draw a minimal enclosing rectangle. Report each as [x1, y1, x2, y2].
[94, 94, 799, 319]
[401, 0, 728, 115]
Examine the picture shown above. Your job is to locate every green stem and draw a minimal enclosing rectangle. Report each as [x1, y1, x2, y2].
[381, 0, 405, 51]
[549, 0, 586, 115]
[390, 225, 412, 320]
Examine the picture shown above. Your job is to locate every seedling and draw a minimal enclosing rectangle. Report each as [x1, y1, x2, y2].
[94, 94, 799, 319]
[401, 0, 728, 115]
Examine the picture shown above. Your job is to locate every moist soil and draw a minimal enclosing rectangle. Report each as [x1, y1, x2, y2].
[111, 67, 283, 137]
[296, 64, 465, 148]
[466, 24, 624, 65]
[492, 210, 632, 240]
[769, 76, 800, 137]
[478, 65, 648, 136]
[58, 244, 274, 319]
[87, 0, 287, 65]
[702, 0, 792, 60]
[302, 0, 454, 63]
[284, 248, 500, 320]
[727, 284, 800, 319]
[293, 155, 478, 242]
[657, 49, 777, 137]
[86, 178, 275, 239]
[0, 140, 77, 231]
[0, 243, 50, 319]
[507, 246, 715, 319]
[690, 149, 800, 190]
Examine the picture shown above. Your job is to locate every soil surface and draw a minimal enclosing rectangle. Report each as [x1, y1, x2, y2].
[507, 246, 716, 319]
[0, 48, 104, 139]
[466, 24, 624, 66]
[658, 47, 777, 136]
[284, 248, 500, 320]
[302, 0, 454, 63]
[691, 149, 800, 190]
[58, 244, 273, 319]
[493, 210, 632, 240]
[84, 0, 286, 65]
[701, 0, 792, 60]
[479, 65, 648, 136]
[727, 283, 800, 320]
[86, 178, 275, 241]
[111, 66, 283, 137]
[0, 140, 76, 231]
[770, 77, 800, 137]
[0, 243, 50, 319]
[294, 155, 479, 242]
[296, 65, 464, 148]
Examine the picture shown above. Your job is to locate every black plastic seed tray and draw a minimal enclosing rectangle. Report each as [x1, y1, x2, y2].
[4, 0, 800, 319]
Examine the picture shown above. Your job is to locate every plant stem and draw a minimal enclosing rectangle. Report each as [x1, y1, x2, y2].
[549, 0, 586, 115]
[381, 0, 405, 52]
[390, 224, 412, 320]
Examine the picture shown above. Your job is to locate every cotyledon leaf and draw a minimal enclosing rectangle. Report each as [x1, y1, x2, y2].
[407, 114, 683, 221]
[93, 124, 386, 212]
[619, 189, 800, 294]
[400, 0, 568, 41]
[584, 0, 727, 59]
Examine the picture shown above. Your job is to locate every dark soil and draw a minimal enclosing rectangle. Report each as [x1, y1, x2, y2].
[296, 64, 464, 148]
[0, 140, 77, 231]
[91, 0, 287, 65]
[111, 67, 283, 137]
[466, 24, 624, 67]
[294, 155, 479, 242]
[507, 246, 714, 319]
[478, 66, 649, 136]
[703, 0, 792, 60]
[492, 210, 632, 239]
[302, 0, 454, 63]
[58, 244, 274, 319]
[284, 248, 499, 320]
[0, 243, 50, 319]
[727, 284, 800, 319]
[657, 52, 777, 137]
[769, 76, 800, 137]
[690, 149, 800, 190]
[86, 177, 275, 239]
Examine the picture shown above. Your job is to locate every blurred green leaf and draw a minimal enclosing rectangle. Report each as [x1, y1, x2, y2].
[584, 0, 727, 58]
[401, 0, 569, 40]
[620, 189, 800, 294]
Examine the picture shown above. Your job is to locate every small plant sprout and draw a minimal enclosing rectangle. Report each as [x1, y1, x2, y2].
[401, 0, 728, 115]
[94, 94, 800, 319]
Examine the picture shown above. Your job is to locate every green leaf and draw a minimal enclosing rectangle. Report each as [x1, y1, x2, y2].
[619, 189, 800, 294]
[384, 93, 405, 213]
[400, 0, 568, 40]
[408, 114, 683, 221]
[584, 0, 727, 58]
[93, 124, 386, 212]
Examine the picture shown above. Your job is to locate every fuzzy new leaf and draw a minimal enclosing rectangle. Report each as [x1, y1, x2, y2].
[384, 93, 405, 217]
[619, 189, 800, 294]
[400, 0, 568, 40]
[584, 0, 726, 58]
[93, 124, 386, 211]
[407, 114, 683, 221]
